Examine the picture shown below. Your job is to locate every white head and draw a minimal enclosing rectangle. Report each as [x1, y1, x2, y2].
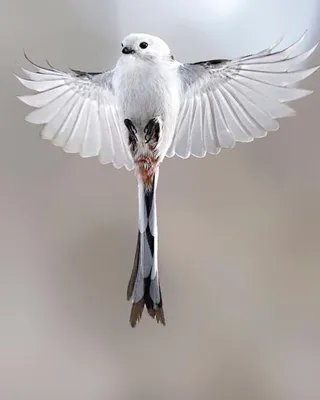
[120, 33, 174, 62]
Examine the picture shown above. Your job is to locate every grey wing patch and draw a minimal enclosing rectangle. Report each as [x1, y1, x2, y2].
[178, 59, 229, 92]
[68, 67, 115, 93]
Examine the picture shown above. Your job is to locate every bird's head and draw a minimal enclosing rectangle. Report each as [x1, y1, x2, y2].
[120, 33, 174, 62]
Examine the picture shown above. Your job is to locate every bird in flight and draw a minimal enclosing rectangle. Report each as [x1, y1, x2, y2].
[15, 32, 319, 327]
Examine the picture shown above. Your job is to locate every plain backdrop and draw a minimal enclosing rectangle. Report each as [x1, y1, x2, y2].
[1, 1, 320, 399]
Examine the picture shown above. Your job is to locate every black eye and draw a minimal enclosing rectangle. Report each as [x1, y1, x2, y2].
[121, 43, 124, 47]
[139, 42, 148, 49]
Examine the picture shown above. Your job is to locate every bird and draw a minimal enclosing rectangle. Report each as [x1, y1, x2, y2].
[15, 31, 319, 327]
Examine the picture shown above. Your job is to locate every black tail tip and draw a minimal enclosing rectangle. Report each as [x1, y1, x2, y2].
[129, 299, 166, 328]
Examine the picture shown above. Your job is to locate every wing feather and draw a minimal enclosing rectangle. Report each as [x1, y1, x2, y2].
[98, 96, 115, 164]
[171, 33, 319, 158]
[16, 55, 133, 170]
[40, 91, 79, 141]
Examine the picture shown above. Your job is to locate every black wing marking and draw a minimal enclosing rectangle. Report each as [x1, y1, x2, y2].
[190, 58, 229, 67]
[68, 67, 105, 77]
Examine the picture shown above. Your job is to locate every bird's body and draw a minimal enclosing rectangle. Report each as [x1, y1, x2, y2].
[113, 34, 182, 163]
[16, 31, 319, 327]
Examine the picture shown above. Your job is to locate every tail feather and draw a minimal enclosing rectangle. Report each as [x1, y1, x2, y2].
[127, 168, 165, 327]
[126, 233, 140, 301]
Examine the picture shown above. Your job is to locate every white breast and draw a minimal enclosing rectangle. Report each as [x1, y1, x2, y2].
[113, 57, 181, 158]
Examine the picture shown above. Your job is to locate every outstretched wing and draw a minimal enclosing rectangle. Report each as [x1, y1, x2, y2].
[168, 32, 319, 159]
[15, 55, 133, 170]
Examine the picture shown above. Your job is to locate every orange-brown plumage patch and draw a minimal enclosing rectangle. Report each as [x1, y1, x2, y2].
[135, 155, 159, 187]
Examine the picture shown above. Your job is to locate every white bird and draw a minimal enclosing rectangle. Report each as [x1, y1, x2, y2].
[15, 32, 319, 327]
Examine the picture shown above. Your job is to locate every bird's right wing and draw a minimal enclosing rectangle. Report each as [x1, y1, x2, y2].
[15, 55, 134, 170]
[168, 32, 319, 159]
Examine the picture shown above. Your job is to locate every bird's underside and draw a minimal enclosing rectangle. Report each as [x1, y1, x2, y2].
[124, 117, 161, 188]
[15, 31, 319, 327]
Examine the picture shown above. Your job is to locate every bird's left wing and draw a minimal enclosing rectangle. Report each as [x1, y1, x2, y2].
[15, 55, 134, 170]
[167, 33, 319, 159]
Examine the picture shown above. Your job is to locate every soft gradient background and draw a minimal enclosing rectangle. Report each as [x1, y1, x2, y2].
[1, 1, 320, 399]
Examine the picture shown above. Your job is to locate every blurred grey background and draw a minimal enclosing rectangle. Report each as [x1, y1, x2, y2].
[1, 0, 320, 399]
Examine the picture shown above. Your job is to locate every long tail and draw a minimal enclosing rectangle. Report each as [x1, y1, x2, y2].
[127, 168, 165, 327]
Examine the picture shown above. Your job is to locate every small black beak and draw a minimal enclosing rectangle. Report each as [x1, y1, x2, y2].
[122, 47, 135, 54]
